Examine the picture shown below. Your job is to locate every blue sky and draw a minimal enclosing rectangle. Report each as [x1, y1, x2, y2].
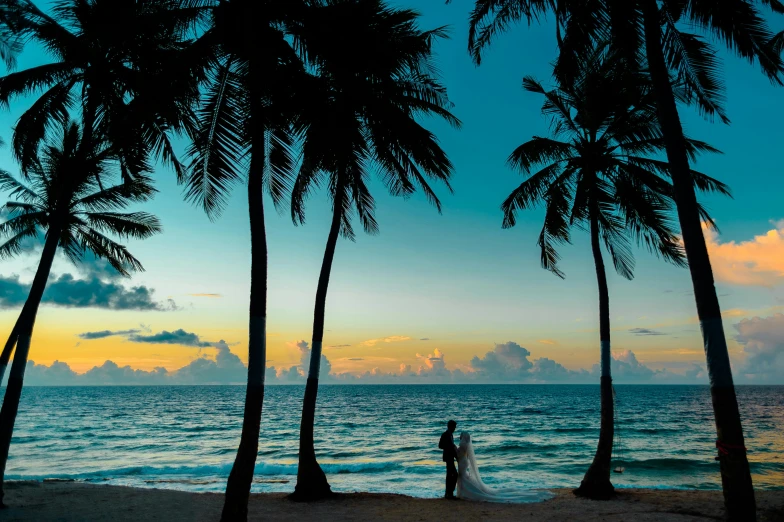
[1, 0, 783, 384]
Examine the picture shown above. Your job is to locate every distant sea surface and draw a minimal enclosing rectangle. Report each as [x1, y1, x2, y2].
[5, 385, 783, 496]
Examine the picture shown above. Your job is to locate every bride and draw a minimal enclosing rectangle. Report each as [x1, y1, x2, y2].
[456, 432, 554, 503]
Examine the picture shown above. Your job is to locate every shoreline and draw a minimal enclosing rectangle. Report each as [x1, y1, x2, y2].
[2, 482, 783, 521]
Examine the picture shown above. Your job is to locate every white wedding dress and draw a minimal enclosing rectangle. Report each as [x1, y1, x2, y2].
[455, 432, 554, 503]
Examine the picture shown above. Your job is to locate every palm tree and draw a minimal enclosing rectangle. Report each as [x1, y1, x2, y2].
[0, 0, 198, 415]
[0, 120, 161, 505]
[0, 1, 25, 70]
[287, 0, 459, 500]
[501, 47, 727, 498]
[454, 1, 783, 516]
[181, 1, 309, 519]
[0, 0, 198, 182]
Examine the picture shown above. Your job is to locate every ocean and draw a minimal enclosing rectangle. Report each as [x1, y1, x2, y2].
[5, 385, 783, 497]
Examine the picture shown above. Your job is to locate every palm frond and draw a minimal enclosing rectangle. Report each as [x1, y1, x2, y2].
[185, 58, 247, 219]
[73, 224, 145, 277]
[684, 0, 784, 84]
[0, 224, 39, 259]
[265, 125, 297, 213]
[0, 169, 38, 201]
[81, 212, 162, 239]
[507, 137, 574, 173]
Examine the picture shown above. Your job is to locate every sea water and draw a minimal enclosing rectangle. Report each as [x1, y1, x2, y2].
[5, 385, 783, 497]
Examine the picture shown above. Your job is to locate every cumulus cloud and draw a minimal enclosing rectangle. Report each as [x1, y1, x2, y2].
[734, 314, 784, 383]
[19, 339, 721, 386]
[25, 340, 247, 385]
[529, 357, 581, 381]
[704, 221, 784, 287]
[470, 341, 534, 379]
[267, 340, 332, 382]
[0, 273, 177, 311]
[589, 350, 709, 384]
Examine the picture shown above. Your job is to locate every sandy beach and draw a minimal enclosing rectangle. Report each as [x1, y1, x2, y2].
[0, 482, 782, 521]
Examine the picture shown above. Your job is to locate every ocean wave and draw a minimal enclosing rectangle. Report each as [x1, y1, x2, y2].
[633, 428, 684, 435]
[621, 458, 718, 472]
[6, 460, 401, 482]
[491, 443, 561, 453]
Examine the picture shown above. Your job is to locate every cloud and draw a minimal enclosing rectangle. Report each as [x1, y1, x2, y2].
[537, 339, 557, 345]
[529, 357, 579, 381]
[417, 348, 450, 376]
[589, 350, 708, 384]
[347, 358, 364, 361]
[269, 340, 332, 382]
[734, 314, 784, 383]
[629, 328, 667, 336]
[129, 329, 214, 347]
[0, 273, 177, 311]
[328, 344, 351, 348]
[20, 341, 722, 386]
[704, 221, 784, 287]
[78, 329, 142, 340]
[361, 335, 412, 347]
[188, 293, 222, 298]
[420, 338, 430, 341]
[24, 340, 247, 385]
[470, 341, 534, 379]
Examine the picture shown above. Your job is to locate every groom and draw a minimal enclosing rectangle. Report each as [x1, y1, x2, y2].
[438, 419, 459, 499]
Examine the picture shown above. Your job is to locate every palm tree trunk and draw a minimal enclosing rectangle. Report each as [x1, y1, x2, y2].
[0, 316, 21, 385]
[575, 209, 614, 500]
[641, 1, 755, 519]
[292, 183, 344, 501]
[0, 226, 60, 507]
[220, 89, 268, 522]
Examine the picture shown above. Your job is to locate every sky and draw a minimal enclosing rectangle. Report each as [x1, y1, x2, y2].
[1, 0, 783, 385]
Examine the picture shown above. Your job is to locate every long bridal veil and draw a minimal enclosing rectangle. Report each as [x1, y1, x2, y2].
[456, 432, 554, 503]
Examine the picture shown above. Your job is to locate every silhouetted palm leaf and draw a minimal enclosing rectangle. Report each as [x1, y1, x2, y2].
[0, 120, 160, 276]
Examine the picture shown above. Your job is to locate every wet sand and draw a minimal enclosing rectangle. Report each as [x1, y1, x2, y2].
[1, 481, 783, 521]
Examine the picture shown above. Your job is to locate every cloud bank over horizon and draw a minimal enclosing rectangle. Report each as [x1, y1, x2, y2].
[18, 336, 723, 386]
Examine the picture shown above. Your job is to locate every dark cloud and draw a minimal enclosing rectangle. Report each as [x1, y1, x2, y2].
[470, 341, 534, 379]
[0, 275, 30, 308]
[0, 273, 177, 311]
[329, 344, 351, 348]
[734, 314, 784, 384]
[348, 358, 364, 361]
[629, 327, 666, 336]
[77, 253, 124, 281]
[420, 338, 430, 341]
[129, 329, 213, 347]
[78, 329, 142, 340]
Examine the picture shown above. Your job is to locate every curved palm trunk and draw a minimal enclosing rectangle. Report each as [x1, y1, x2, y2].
[292, 185, 344, 501]
[575, 209, 614, 500]
[0, 226, 60, 506]
[641, 1, 755, 519]
[0, 316, 21, 385]
[220, 92, 268, 522]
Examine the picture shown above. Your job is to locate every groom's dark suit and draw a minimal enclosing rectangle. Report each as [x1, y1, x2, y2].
[439, 430, 458, 498]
